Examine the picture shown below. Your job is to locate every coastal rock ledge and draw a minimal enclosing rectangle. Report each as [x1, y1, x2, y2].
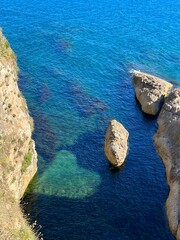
[104, 120, 129, 168]
[133, 71, 173, 115]
[154, 88, 180, 240]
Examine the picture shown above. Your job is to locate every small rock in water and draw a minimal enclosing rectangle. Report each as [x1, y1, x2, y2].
[104, 120, 129, 168]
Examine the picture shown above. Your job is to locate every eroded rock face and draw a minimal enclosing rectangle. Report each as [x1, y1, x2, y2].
[0, 29, 37, 239]
[104, 120, 129, 167]
[133, 71, 173, 115]
[154, 88, 180, 240]
[0, 29, 37, 199]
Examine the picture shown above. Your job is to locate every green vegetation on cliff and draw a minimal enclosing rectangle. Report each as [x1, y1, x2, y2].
[0, 29, 17, 68]
[21, 152, 33, 173]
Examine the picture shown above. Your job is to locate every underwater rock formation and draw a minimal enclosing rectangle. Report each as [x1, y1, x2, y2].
[133, 71, 173, 115]
[154, 88, 180, 240]
[35, 150, 101, 199]
[104, 120, 129, 168]
[0, 29, 37, 239]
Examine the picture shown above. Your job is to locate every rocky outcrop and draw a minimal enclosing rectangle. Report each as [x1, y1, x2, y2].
[154, 88, 180, 240]
[133, 71, 173, 115]
[0, 29, 37, 239]
[104, 120, 129, 167]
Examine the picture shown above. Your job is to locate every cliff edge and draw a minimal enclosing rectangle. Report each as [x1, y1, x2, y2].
[0, 29, 38, 239]
[154, 88, 180, 240]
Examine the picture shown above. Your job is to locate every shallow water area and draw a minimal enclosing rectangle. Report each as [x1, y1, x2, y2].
[1, 0, 180, 239]
[35, 150, 101, 199]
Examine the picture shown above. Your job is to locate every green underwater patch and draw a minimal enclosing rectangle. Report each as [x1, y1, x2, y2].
[35, 150, 101, 199]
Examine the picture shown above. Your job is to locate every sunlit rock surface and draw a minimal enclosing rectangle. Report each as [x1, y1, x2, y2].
[0, 29, 37, 239]
[104, 120, 129, 168]
[133, 71, 173, 115]
[154, 88, 180, 240]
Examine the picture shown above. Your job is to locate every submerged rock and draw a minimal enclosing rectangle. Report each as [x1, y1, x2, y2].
[154, 88, 180, 240]
[35, 150, 101, 199]
[104, 120, 129, 168]
[133, 71, 173, 115]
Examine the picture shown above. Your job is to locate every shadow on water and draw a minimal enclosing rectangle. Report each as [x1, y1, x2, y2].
[22, 179, 174, 240]
[23, 113, 174, 240]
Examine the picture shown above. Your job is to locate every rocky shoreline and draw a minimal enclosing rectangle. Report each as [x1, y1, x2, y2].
[133, 71, 180, 240]
[154, 89, 180, 240]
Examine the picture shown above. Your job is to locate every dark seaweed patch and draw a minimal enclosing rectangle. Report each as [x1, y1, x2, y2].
[68, 83, 108, 117]
[37, 83, 51, 103]
[56, 39, 72, 51]
[32, 111, 58, 161]
[39, 65, 64, 80]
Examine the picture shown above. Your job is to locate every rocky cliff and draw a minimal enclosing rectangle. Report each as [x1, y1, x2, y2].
[154, 89, 180, 240]
[132, 70, 180, 239]
[0, 29, 38, 239]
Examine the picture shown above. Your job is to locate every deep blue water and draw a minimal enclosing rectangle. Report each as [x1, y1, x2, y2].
[1, 0, 180, 239]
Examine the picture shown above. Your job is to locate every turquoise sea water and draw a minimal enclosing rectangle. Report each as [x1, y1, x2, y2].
[1, 0, 180, 239]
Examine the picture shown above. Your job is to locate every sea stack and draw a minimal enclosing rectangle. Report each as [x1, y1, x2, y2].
[0, 29, 37, 238]
[154, 88, 180, 240]
[133, 71, 173, 115]
[104, 120, 129, 168]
